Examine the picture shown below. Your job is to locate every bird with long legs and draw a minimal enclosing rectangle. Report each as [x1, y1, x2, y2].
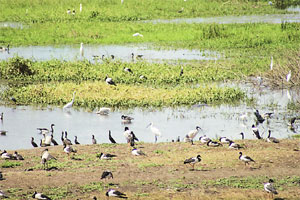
[146, 122, 162, 143]
[63, 91, 76, 110]
[239, 152, 255, 167]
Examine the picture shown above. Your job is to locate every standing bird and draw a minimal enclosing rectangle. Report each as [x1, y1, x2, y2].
[254, 110, 265, 123]
[179, 66, 183, 76]
[63, 91, 76, 110]
[92, 135, 97, 144]
[266, 130, 279, 143]
[240, 132, 245, 140]
[80, 43, 84, 56]
[252, 124, 262, 139]
[74, 136, 80, 144]
[41, 149, 56, 170]
[286, 70, 292, 82]
[101, 170, 113, 180]
[63, 131, 73, 145]
[31, 137, 38, 148]
[146, 122, 162, 143]
[51, 134, 59, 146]
[121, 115, 134, 123]
[106, 189, 127, 199]
[105, 75, 117, 86]
[32, 191, 52, 200]
[239, 152, 255, 166]
[264, 179, 278, 199]
[270, 56, 273, 70]
[184, 155, 201, 170]
[187, 126, 202, 140]
[108, 130, 116, 144]
[63, 144, 77, 156]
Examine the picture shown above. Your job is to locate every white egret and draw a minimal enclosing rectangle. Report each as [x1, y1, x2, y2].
[270, 56, 273, 70]
[146, 122, 162, 143]
[63, 91, 76, 110]
[80, 42, 84, 56]
[80, 3, 82, 12]
[132, 33, 143, 37]
[286, 70, 291, 82]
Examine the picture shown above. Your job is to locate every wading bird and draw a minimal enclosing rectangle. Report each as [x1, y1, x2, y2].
[146, 122, 162, 143]
[184, 155, 201, 170]
[63, 91, 76, 110]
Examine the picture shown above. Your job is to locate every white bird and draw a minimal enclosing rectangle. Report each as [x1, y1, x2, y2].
[146, 122, 162, 143]
[67, 9, 71, 14]
[287, 90, 291, 101]
[96, 107, 110, 115]
[184, 155, 201, 170]
[42, 132, 52, 146]
[219, 137, 232, 144]
[270, 56, 273, 70]
[63, 144, 77, 156]
[131, 148, 146, 156]
[41, 149, 56, 170]
[63, 91, 76, 109]
[286, 70, 291, 82]
[105, 75, 117, 86]
[268, 1, 273, 6]
[32, 191, 52, 200]
[121, 0, 124, 4]
[239, 152, 255, 166]
[80, 43, 84, 56]
[79, 3, 82, 12]
[106, 189, 127, 199]
[264, 179, 278, 198]
[132, 33, 143, 37]
[199, 135, 211, 144]
[187, 126, 201, 140]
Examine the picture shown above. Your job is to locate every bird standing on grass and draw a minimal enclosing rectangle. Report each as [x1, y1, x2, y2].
[63, 91, 76, 110]
[51, 134, 59, 146]
[252, 124, 262, 139]
[266, 130, 279, 143]
[41, 149, 56, 170]
[32, 191, 52, 200]
[239, 152, 255, 166]
[286, 70, 292, 82]
[187, 126, 202, 141]
[184, 155, 201, 170]
[264, 179, 278, 199]
[74, 136, 80, 144]
[106, 189, 128, 199]
[63, 144, 77, 156]
[109, 130, 117, 144]
[92, 135, 97, 144]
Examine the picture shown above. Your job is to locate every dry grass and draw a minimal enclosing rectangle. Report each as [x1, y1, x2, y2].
[0, 139, 300, 199]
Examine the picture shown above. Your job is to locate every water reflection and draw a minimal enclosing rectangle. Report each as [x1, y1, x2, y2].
[0, 22, 25, 29]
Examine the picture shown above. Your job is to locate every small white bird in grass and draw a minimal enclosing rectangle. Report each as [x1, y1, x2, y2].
[184, 155, 201, 170]
[132, 33, 143, 37]
[187, 126, 202, 140]
[79, 3, 82, 12]
[67, 9, 71, 14]
[286, 70, 292, 82]
[80, 43, 84, 56]
[63, 91, 76, 110]
[0, 190, 8, 198]
[239, 152, 255, 166]
[264, 179, 278, 199]
[96, 107, 111, 115]
[270, 56, 273, 70]
[106, 189, 128, 199]
[146, 122, 162, 143]
[131, 148, 146, 156]
[32, 191, 52, 200]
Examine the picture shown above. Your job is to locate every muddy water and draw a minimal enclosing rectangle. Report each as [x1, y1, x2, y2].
[0, 44, 219, 63]
[0, 82, 299, 150]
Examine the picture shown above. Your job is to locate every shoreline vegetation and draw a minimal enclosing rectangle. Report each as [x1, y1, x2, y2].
[0, 140, 300, 199]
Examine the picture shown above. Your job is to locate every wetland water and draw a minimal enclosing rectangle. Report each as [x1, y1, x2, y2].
[0, 44, 219, 63]
[0, 82, 299, 150]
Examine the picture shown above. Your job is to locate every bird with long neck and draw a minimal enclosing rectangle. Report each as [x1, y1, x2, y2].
[63, 91, 76, 109]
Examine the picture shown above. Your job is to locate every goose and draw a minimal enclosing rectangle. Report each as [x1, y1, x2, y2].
[63, 91, 76, 109]
[129, 131, 139, 147]
[13, 151, 24, 160]
[184, 155, 201, 170]
[207, 140, 222, 147]
[131, 148, 146, 156]
[51, 134, 59, 145]
[97, 153, 116, 160]
[63, 131, 73, 145]
[108, 130, 116, 144]
[0, 171, 4, 180]
[266, 130, 279, 143]
[187, 126, 201, 140]
[254, 110, 265, 123]
[240, 132, 245, 140]
[96, 107, 111, 115]
[219, 137, 232, 144]
[123, 127, 131, 142]
[106, 189, 127, 199]
[228, 140, 242, 149]
[41, 149, 56, 170]
[121, 115, 134, 123]
[262, 112, 273, 119]
[42, 133, 52, 146]
[264, 179, 278, 199]
[146, 122, 162, 143]
[0, 130, 7, 136]
[72, 9, 76, 15]
[139, 75, 147, 80]
[239, 152, 255, 166]
[0, 150, 14, 160]
[92, 135, 97, 144]
[74, 136, 80, 144]
[0, 44, 9, 52]
[252, 125, 262, 139]
[123, 67, 133, 73]
[105, 75, 117, 86]
[40, 139, 47, 147]
[0, 190, 8, 198]
[101, 170, 113, 180]
[199, 135, 211, 144]
[32, 191, 52, 200]
[179, 66, 183, 76]
[63, 144, 77, 156]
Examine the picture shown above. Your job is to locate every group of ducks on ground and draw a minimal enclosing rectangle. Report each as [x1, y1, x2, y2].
[0, 109, 293, 199]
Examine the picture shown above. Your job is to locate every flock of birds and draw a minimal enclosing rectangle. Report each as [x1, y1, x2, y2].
[1, 107, 292, 199]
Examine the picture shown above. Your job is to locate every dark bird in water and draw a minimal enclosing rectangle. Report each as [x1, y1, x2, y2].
[184, 155, 201, 170]
[101, 170, 113, 180]
[32, 191, 52, 200]
[31, 137, 38, 148]
[264, 179, 278, 199]
[239, 152, 255, 166]
[106, 189, 128, 199]
[74, 136, 80, 144]
[252, 124, 262, 139]
[254, 110, 265, 123]
[109, 130, 116, 144]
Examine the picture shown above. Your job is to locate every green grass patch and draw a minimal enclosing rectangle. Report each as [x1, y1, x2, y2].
[0, 160, 22, 168]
